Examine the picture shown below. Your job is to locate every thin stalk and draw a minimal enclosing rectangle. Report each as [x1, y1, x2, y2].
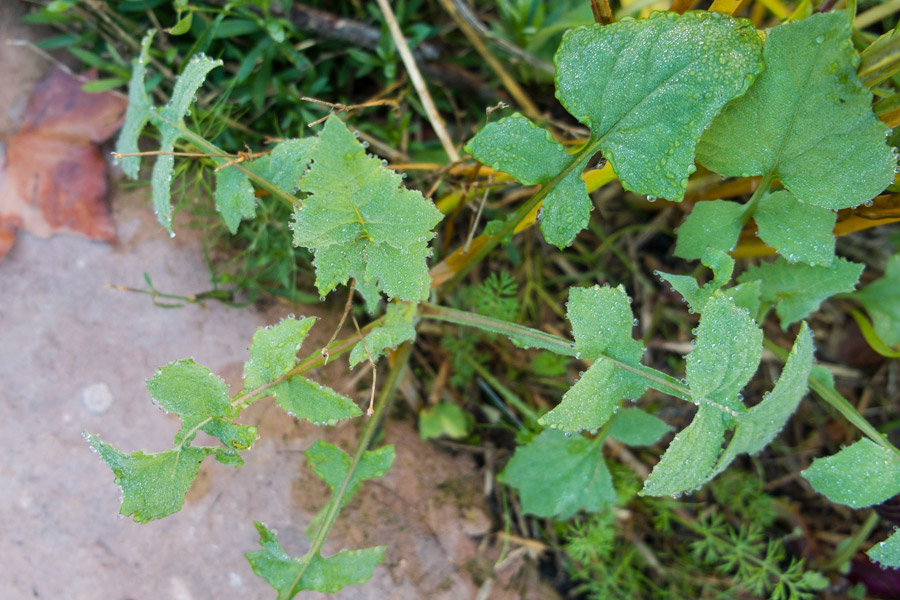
[824, 511, 880, 570]
[283, 343, 413, 599]
[764, 338, 900, 455]
[462, 353, 540, 427]
[739, 170, 777, 225]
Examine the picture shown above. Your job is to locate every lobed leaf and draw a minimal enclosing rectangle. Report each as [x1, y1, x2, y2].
[853, 253, 900, 346]
[147, 359, 256, 449]
[674, 199, 744, 260]
[754, 191, 836, 266]
[641, 403, 728, 497]
[87, 435, 233, 523]
[305, 440, 394, 510]
[246, 522, 385, 596]
[696, 11, 895, 210]
[291, 116, 443, 308]
[738, 257, 863, 327]
[244, 316, 317, 390]
[539, 285, 647, 432]
[657, 248, 736, 313]
[802, 438, 900, 509]
[499, 430, 616, 519]
[608, 407, 672, 447]
[686, 294, 762, 413]
[868, 529, 900, 569]
[349, 303, 416, 367]
[709, 322, 814, 478]
[556, 11, 763, 202]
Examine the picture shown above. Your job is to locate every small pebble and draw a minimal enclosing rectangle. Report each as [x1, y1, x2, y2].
[82, 382, 114, 414]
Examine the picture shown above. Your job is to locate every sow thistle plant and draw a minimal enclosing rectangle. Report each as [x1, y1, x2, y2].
[87, 8, 900, 597]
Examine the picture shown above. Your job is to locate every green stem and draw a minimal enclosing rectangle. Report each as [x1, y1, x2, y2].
[764, 338, 900, 455]
[282, 343, 413, 599]
[419, 303, 692, 403]
[824, 511, 880, 570]
[740, 170, 777, 224]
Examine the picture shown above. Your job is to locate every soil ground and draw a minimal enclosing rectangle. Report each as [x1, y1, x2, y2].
[0, 3, 547, 598]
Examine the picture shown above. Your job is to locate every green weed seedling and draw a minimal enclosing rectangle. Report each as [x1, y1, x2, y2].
[87, 8, 900, 597]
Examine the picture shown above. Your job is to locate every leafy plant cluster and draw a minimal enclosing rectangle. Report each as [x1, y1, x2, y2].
[78, 2, 900, 597]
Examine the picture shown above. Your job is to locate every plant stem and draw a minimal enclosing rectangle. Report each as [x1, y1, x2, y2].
[740, 169, 777, 224]
[283, 342, 413, 598]
[462, 353, 540, 427]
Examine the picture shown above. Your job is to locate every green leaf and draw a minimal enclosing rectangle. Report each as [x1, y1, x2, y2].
[147, 359, 255, 449]
[87, 435, 218, 523]
[539, 285, 647, 432]
[214, 159, 256, 234]
[674, 200, 744, 260]
[802, 438, 900, 508]
[710, 322, 814, 478]
[687, 294, 762, 413]
[728, 280, 762, 319]
[754, 191, 836, 266]
[270, 376, 362, 426]
[738, 257, 863, 327]
[640, 402, 728, 497]
[349, 303, 416, 367]
[854, 253, 900, 346]
[244, 316, 317, 390]
[115, 31, 223, 232]
[418, 402, 471, 440]
[868, 529, 900, 568]
[305, 440, 394, 510]
[246, 522, 385, 596]
[696, 11, 894, 210]
[499, 430, 616, 519]
[608, 407, 672, 446]
[248, 138, 315, 195]
[556, 11, 763, 201]
[291, 116, 443, 306]
[168, 11, 193, 35]
[657, 248, 736, 313]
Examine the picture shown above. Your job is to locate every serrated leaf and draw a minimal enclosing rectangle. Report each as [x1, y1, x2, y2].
[710, 322, 813, 478]
[246, 522, 385, 596]
[464, 113, 592, 250]
[802, 438, 900, 508]
[687, 294, 762, 413]
[854, 253, 900, 346]
[418, 401, 471, 440]
[657, 248, 736, 313]
[868, 529, 900, 568]
[244, 316, 317, 390]
[349, 303, 416, 367]
[271, 375, 361, 426]
[738, 257, 863, 327]
[248, 137, 315, 195]
[147, 359, 255, 449]
[754, 191, 836, 266]
[291, 116, 442, 307]
[674, 200, 744, 260]
[696, 11, 894, 210]
[305, 440, 394, 510]
[87, 435, 218, 523]
[499, 430, 616, 519]
[539, 285, 647, 432]
[556, 11, 763, 201]
[640, 402, 728, 497]
[608, 407, 672, 446]
[115, 31, 222, 232]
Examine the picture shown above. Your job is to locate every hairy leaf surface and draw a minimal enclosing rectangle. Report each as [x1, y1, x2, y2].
[738, 257, 863, 327]
[854, 253, 900, 346]
[115, 31, 222, 232]
[754, 191, 836, 266]
[349, 303, 416, 367]
[271, 376, 362, 426]
[291, 116, 442, 307]
[674, 200, 744, 260]
[539, 285, 647, 432]
[696, 11, 894, 210]
[88, 435, 236, 523]
[148, 359, 255, 449]
[608, 407, 672, 447]
[244, 316, 317, 389]
[246, 522, 385, 596]
[868, 529, 900, 568]
[556, 11, 763, 201]
[802, 438, 900, 508]
[499, 430, 616, 518]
